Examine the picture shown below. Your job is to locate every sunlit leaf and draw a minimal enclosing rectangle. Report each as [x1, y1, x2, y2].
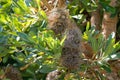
[0, 57, 2, 62]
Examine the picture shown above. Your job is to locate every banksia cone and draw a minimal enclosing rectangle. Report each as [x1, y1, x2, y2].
[47, 8, 69, 35]
[64, 28, 82, 49]
[3, 65, 22, 80]
[60, 47, 80, 70]
[47, 8, 82, 71]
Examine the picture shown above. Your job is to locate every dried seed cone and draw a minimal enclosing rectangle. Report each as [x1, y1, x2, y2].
[61, 47, 81, 70]
[64, 28, 82, 49]
[4, 65, 23, 80]
[47, 8, 69, 35]
[47, 8, 82, 70]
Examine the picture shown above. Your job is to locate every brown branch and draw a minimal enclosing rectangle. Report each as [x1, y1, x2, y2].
[101, 0, 118, 39]
[58, 0, 66, 8]
[90, 5, 101, 30]
[41, 0, 53, 11]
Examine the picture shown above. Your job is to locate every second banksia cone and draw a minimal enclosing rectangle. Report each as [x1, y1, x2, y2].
[61, 47, 81, 70]
[1, 65, 23, 80]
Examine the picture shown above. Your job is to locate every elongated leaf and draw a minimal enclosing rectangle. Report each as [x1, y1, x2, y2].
[102, 66, 111, 73]
[0, 47, 9, 57]
[99, 1, 116, 15]
[86, 22, 90, 31]
[101, 64, 111, 73]
[40, 65, 56, 73]
[107, 52, 120, 60]
[112, 42, 120, 54]
[95, 71, 106, 80]
[0, 35, 8, 44]
[0, 26, 3, 32]
[17, 32, 35, 44]
[104, 35, 115, 57]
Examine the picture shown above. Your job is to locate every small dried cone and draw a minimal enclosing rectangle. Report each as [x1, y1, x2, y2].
[102, 0, 118, 39]
[63, 27, 82, 49]
[4, 65, 23, 80]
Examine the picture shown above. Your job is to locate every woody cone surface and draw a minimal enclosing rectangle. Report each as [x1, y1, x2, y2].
[47, 8, 83, 70]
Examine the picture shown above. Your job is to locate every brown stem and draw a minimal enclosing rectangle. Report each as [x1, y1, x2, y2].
[102, 0, 118, 39]
[90, 6, 101, 30]
[41, 0, 52, 11]
[58, 0, 66, 8]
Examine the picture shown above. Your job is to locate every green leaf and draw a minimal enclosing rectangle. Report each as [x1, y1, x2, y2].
[0, 14, 8, 24]
[98, 62, 111, 73]
[103, 34, 115, 57]
[83, 32, 88, 40]
[0, 35, 8, 44]
[99, 1, 116, 15]
[101, 64, 111, 73]
[108, 52, 120, 60]
[72, 14, 83, 20]
[15, 52, 26, 61]
[2, 56, 8, 63]
[17, 0, 29, 12]
[0, 0, 12, 12]
[13, 7, 22, 14]
[97, 34, 104, 49]
[40, 65, 56, 73]
[86, 22, 90, 31]
[90, 37, 98, 53]
[112, 42, 120, 54]
[60, 35, 66, 46]
[17, 32, 35, 44]
[0, 47, 8, 57]
[0, 25, 3, 32]
[40, 10, 47, 19]
[95, 71, 106, 80]
[80, 0, 90, 6]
